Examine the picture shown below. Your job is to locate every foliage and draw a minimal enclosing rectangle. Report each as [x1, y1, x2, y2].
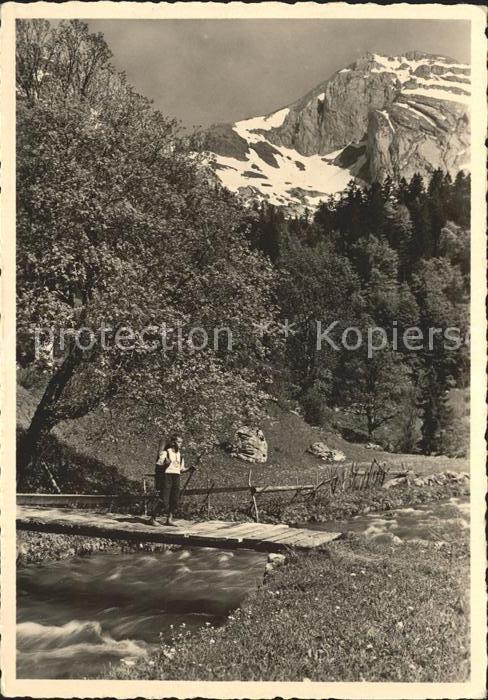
[267, 169, 470, 453]
[16, 20, 279, 483]
[333, 348, 413, 438]
[277, 236, 361, 396]
[17, 20, 470, 482]
[300, 382, 330, 425]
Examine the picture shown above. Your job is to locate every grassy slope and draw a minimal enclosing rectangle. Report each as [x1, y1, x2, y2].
[18, 386, 470, 683]
[107, 533, 470, 682]
[17, 384, 468, 495]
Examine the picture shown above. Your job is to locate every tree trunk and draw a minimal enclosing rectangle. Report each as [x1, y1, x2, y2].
[366, 409, 375, 439]
[17, 344, 82, 489]
[17, 420, 55, 489]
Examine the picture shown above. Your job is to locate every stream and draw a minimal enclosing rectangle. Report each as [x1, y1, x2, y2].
[17, 495, 469, 679]
[17, 547, 266, 679]
[303, 495, 469, 544]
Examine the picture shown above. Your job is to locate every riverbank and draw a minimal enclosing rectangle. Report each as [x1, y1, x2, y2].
[17, 477, 469, 565]
[16, 532, 177, 567]
[17, 491, 470, 682]
[106, 528, 470, 682]
[181, 476, 470, 525]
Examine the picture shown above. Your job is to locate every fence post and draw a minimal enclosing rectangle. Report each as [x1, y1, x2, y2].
[143, 478, 147, 516]
[248, 469, 259, 523]
[253, 493, 260, 522]
[331, 472, 338, 494]
[376, 460, 382, 486]
[361, 463, 369, 490]
[381, 463, 390, 485]
[351, 462, 357, 490]
[365, 460, 373, 489]
[200, 479, 215, 517]
[369, 460, 374, 488]
[207, 485, 212, 519]
[374, 463, 380, 487]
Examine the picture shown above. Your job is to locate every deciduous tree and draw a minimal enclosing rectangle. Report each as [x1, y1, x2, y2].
[17, 20, 278, 486]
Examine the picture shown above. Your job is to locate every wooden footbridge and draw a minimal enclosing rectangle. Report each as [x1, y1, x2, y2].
[17, 462, 391, 552]
[17, 504, 341, 553]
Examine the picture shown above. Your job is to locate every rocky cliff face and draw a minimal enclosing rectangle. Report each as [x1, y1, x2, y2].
[204, 51, 470, 211]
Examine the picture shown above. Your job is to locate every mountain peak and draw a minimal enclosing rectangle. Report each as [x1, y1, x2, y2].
[354, 50, 462, 65]
[204, 51, 470, 212]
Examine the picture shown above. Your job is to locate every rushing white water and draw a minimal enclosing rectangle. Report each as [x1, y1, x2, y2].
[17, 497, 469, 679]
[304, 496, 470, 545]
[17, 547, 267, 679]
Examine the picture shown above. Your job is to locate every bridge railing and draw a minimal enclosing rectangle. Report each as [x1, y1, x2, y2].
[18, 459, 393, 522]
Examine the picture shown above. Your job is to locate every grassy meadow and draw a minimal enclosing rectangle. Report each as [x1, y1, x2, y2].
[107, 529, 470, 682]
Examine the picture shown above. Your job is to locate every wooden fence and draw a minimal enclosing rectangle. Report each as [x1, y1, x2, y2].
[18, 460, 392, 523]
[148, 459, 390, 520]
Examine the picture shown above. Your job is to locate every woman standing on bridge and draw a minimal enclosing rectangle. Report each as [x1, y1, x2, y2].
[150, 434, 194, 526]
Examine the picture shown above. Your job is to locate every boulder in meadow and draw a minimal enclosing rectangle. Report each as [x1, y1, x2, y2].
[231, 426, 268, 463]
[307, 442, 346, 463]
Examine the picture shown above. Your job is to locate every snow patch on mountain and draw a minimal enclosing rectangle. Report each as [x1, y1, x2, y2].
[396, 102, 438, 127]
[378, 110, 396, 132]
[402, 86, 470, 105]
[211, 142, 361, 208]
[205, 51, 470, 212]
[234, 107, 290, 138]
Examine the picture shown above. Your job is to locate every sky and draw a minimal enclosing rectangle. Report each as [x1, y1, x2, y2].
[86, 19, 471, 128]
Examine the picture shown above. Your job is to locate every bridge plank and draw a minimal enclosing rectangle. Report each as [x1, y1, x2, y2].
[16, 506, 340, 553]
[211, 523, 276, 538]
[187, 521, 262, 537]
[254, 528, 318, 545]
[185, 522, 292, 543]
[180, 520, 239, 533]
[270, 530, 340, 549]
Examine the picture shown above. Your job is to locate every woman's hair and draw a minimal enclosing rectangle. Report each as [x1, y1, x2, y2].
[165, 434, 183, 450]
